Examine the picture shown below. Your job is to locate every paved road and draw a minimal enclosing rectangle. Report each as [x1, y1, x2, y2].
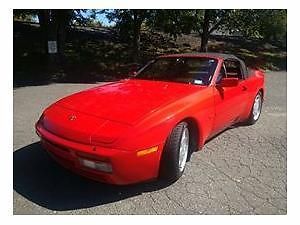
[13, 72, 287, 214]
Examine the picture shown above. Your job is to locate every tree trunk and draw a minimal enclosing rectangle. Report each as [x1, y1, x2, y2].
[38, 9, 72, 71]
[57, 24, 66, 61]
[38, 10, 58, 72]
[132, 11, 142, 62]
[200, 10, 210, 52]
[133, 25, 141, 62]
[38, 10, 50, 54]
[55, 10, 72, 59]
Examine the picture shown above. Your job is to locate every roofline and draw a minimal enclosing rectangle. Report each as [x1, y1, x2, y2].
[158, 52, 242, 61]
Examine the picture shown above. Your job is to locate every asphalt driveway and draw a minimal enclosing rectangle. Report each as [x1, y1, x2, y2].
[13, 71, 287, 214]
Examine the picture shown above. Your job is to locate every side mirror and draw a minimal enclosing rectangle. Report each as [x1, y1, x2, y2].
[217, 77, 239, 87]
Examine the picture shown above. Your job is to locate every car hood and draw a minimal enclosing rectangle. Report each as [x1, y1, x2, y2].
[55, 79, 204, 126]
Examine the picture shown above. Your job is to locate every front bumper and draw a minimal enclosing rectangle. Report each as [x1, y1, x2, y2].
[36, 123, 162, 185]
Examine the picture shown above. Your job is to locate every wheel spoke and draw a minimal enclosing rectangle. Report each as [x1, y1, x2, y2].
[253, 94, 261, 120]
[179, 127, 189, 172]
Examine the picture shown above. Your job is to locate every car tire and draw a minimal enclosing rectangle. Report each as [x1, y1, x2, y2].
[159, 122, 190, 181]
[246, 91, 263, 125]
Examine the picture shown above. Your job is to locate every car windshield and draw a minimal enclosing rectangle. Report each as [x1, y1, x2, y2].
[135, 57, 218, 85]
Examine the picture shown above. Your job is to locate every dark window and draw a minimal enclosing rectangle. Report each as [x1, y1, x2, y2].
[135, 57, 218, 85]
[224, 59, 243, 79]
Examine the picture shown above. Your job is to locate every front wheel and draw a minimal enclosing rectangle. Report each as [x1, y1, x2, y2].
[246, 91, 263, 125]
[159, 122, 190, 181]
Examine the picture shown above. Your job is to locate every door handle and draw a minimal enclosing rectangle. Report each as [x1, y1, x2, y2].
[242, 86, 247, 91]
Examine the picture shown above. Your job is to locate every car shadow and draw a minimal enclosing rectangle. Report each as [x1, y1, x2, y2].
[202, 121, 251, 146]
[13, 142, 174, 211]
[14, 122, 251, 211]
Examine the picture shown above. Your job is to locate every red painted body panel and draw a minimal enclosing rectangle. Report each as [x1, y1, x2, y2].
[36, 54, 265, 185]
[55, 79, 203, 126]
[36, 124, 162, 185]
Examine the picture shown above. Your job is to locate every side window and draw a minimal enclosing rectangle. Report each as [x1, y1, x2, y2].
[224, 60, 243, 79]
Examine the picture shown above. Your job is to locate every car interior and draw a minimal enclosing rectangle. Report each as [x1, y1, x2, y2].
[169, 58, 218, 85]
[137, 57, 218, 85]
[224, 60, 243, 79]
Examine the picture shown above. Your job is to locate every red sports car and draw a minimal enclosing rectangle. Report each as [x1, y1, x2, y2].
[36, 53, 265, 185]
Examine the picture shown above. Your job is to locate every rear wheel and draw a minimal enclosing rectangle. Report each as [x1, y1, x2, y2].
[159, 122, 190, 181]
[246, 91, 263, 125]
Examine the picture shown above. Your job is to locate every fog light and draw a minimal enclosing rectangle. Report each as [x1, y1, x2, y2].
[79, 158, 112, 173]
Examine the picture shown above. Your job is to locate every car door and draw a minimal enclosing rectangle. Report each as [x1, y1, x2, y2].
[212, 59, 248, 134]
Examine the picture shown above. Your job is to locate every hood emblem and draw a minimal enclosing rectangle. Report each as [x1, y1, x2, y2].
[68, 115, 77, 121]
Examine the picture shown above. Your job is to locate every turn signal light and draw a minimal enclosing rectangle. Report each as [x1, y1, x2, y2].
[137, 146, 159, 157]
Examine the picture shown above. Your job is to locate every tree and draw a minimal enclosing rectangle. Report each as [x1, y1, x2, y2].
[105, 9, 153, 62]
[147, 10, 196, 39]
[194, 10, 234, 52]
[13, 9, 38, 22]
[150, 9, 286, 52]
[224, 9, 287, 47]
[148, 9, 233, 52]
[14, 9, 98, 60]
[37, 9, 75, 61]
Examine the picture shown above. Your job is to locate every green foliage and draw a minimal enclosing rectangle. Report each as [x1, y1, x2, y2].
[13, 9, 39, 22]
[257, 10, 287, 43]
[13, 9, 100, 27]
[227, 9, 287, 42]
[14, 9, 286, 61]
[196, 10, 233, 34]
[147, 10, 234, 37]
[14, 9, 286, 44]
[155, 9, 286, 50]
[149, 9, 286, 43]
[105, 9, 152, 41]
[147, 10, 197, 38]
[224, 10, 259, 37]
[72, 9, 100, 26]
